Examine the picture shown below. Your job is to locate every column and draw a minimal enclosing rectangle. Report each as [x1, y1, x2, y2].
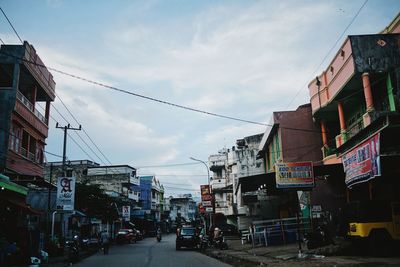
[320, 121, 328, 146]
[45, 100, 51, 125]
[362, 73, 375, 111]
[337, 102, 346, 133]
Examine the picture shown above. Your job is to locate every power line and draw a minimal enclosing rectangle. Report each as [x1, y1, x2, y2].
[0, 5, 114, 167]
[285, 0, 369, 109]
[55, 92, 113, 165]
[48, 103, 107, 165]
[0, 7, 23, 44]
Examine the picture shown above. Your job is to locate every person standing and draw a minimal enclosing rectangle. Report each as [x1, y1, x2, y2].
[100, 231, 110, 255]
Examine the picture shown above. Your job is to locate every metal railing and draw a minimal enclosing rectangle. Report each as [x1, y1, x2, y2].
[244, 217, 312, 246]
[16, 90, 47, 124]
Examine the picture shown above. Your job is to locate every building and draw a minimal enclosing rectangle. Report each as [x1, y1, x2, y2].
[238, 104, 321, 224]
[86, 165, 140, 204]
[44, 160, 100, 183]
[138, 176, 163, 221]
[168, 194, 197, 223]
[0, 41, 55, 184]
[307, 14, 400, 237]
[209, 134, 265, 226]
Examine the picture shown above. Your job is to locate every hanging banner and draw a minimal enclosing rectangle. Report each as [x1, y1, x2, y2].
[275, 162, 314, 189]
[342, 133, 381, 188]
[122, 206, 131, 220]
[56, 177, 76, 211]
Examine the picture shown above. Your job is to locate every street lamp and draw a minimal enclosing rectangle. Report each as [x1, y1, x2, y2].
[189, 157, 210, 186]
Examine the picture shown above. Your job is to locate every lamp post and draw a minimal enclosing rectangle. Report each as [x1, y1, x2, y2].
[190, 157, 212, 234]
[189, 157, 210, 186]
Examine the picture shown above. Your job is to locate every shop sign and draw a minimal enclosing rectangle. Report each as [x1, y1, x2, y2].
[342, 133, 381, 188]
[56, 177, 76, 211]
[200, 184, 213, 201]
[275, 162, 314, 189]
[205, 207, 213, 213]
[202, 201, 212, 207]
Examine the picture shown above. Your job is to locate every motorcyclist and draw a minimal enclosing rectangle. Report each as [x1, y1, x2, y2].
[156, 227, 162, 242]
[100, 231, 110, 255]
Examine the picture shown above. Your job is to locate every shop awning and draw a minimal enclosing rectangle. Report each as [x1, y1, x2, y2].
[0, 174, 28, 195]
[7, 199, 42, 215]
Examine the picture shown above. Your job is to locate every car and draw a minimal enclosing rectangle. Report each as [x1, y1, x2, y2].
[116, 229, 136, 244]
[176, 227, 199, 250]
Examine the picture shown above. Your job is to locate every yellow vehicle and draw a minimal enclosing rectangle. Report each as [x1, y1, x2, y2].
[346, 200, 400, 255]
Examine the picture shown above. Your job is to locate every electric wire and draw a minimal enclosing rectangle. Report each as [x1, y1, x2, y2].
[0, 7, 23, 44]
[55, 92, 113, 165]
[0, 6, 113, 168]
[285, 0, 369, 109]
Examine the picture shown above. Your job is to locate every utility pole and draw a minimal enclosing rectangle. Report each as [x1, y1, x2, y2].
[55, 123, 81, 239]
[56, 123, 81, 176]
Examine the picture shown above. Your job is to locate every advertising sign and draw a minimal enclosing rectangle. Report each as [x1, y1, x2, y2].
[122, 206, 130, 220]
[200, 185, 213, 202]
[342, 133, 381, 188]
[275, 162, 314, 189]
[200, 184, 213, 213]
[56, 177, 76, 211]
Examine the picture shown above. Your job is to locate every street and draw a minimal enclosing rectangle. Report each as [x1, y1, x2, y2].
[73, 234, 231, 267]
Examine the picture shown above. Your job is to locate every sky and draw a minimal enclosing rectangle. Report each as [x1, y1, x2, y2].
[1, 0, 399, 197]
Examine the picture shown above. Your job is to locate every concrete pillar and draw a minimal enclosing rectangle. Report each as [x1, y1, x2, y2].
[337, 102, 346, 132]
[320, 121, 328, 146]
[45, 100, 51, 125]
[362, 73, 375, 111]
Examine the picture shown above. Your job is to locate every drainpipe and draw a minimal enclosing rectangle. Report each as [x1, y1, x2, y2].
[51, 210, 58, 240]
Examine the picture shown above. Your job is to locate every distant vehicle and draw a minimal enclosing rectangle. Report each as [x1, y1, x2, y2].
[176, 227, 199, 250]
[116, 229, 136, 244]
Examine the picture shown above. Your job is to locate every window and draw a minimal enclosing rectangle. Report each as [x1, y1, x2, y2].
[0, 64, 13, 88]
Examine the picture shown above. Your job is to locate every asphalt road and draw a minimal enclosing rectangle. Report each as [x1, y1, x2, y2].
[73, 234, 232, 267]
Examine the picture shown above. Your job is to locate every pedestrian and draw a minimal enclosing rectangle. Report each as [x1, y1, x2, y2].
[100, 231, 110, 255]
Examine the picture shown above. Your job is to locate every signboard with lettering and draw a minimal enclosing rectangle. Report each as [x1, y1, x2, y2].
[122, 206, 130, 220]
[342, 133, 381, 188]
[56, 177, 76, 211]
[275, 162, 314, 189]
[200, 184, 213, 213]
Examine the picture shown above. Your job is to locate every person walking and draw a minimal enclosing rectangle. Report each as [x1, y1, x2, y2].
[100, 231, 110, 255]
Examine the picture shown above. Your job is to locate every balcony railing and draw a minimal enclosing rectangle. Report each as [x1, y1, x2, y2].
[16, 90, 47, 124]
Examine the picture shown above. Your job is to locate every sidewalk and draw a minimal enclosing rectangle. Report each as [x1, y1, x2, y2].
[204, 238, 400, 267]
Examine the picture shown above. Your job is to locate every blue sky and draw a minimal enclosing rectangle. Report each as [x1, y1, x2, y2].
[1, 0, 399, 196]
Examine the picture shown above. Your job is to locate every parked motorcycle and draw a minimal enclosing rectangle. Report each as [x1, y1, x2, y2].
[212, 229, 228, 250]
[65, 235, 80, 263]
[304, 226, 334, 249]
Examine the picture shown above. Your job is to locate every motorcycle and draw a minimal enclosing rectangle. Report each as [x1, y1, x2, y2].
[304, 225, 334, 249]
[213, 231, 228, 250]
[65, 235, 80, 263]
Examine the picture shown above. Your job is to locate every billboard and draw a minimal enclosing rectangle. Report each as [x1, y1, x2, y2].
[56, 177, 76, 211]
[342, 133, 381, 188]
[275, 162, 314, 189]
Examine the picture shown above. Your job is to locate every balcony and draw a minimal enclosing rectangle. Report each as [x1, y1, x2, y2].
[309, 34, 400, 116]
[15, 90, 48, 137]
[128, 192, 139, 201]
[211, 178, 226, 189]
